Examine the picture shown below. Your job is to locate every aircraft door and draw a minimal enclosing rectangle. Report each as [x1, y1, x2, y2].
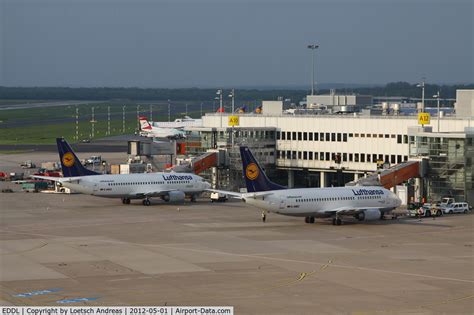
[279, 198, 286, 210]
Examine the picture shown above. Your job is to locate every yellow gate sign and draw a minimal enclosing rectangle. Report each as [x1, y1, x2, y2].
[418, 112, 430, 125]
[228, 115, 239, 126]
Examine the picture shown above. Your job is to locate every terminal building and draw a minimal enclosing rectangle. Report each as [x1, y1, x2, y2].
[190, 89, 474, 205]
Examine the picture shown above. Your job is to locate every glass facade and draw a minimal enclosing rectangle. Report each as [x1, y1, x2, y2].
[409, 133, 474, 204]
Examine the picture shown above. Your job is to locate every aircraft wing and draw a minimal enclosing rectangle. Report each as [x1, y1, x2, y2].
[324, 206, 382, 216]
[130, 190, 171, 198]
[206, 189, 244, 199]
[206, 189, 274, 200]
[30, 175, 78, 183]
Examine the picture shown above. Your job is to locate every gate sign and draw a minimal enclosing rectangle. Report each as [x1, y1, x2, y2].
[228, 115, 239, 126]
[418, 112, 430, 125]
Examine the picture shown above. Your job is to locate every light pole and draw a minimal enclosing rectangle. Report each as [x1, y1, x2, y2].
[307, 44, 319, 95]
[417, 79, 425, 112]
[228, 89, 235, 113]
[75, 106, 79, 141]
[167, 99, 171, 122]
[216, 89, 223, 112]
[433, 91, 441, 132]
[107, 106, 110, 135]
[122, 105, 126, 133]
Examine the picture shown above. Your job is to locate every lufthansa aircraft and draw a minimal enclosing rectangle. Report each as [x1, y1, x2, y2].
[33, 138, 210, 205]
[210, 146, 401, 225]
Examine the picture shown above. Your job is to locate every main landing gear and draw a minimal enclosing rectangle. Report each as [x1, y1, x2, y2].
[122, 198, 131, 205]
[304, 216, 315, 224]
[190, 195, 197, 203]
[332, 217, 342, 226]
[142, 198, 151, 206]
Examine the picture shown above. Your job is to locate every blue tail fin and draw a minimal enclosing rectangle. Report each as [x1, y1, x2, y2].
[56, 138, 99, 177]
[240, 146, 286, 192]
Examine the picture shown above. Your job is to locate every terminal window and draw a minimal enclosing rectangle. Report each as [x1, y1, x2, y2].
[292, 151, 297, 159]
[343, 153, 347, 161]
[385, 134, 390, 138]
[349, 153, 353, 161]
[355, 153, 359, 162]
[292, 132, 297, 140]
[309, 133, 313, 141]
[349, 133, 354, 137]
[320, 132, 324, 141]
[309, 152, 313, 160]
[281, 132, 285, 140]
[372, 154, 377, 162]
[326, 133, 330, 141]
[397, 135, 402, 143]
[367, 134, 371, 138]
[303, 132, 307, 141]
[325, 152, 330, 160]
[337, 133, 342, 142]
[373, 134, 377, 138]
[287, 132, 291, 140]
[320, 152, 325, 160]
[367, 154, 371, 162]
[361, 154, 365, 162]
[303, 151, 307, 160]
[314, 132, 319, 141]
[298, 132, 302, 140]
[298, 151, 302, 159]
[343, 133, 348, 142]
[331, 133, 336, 141]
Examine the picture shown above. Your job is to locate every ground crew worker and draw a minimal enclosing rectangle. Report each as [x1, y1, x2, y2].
[418, 206, 424, 221]
[261, 211, 266, 223]
[431, 206, 437, 220]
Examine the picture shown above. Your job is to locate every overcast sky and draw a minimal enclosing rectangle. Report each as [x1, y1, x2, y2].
[1, 0, 472, 88]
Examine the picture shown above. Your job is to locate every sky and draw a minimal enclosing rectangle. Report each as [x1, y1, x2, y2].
[1, 0, 472, 88]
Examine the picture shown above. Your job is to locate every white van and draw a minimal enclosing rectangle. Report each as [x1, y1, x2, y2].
[443, 202, 470, 214]
[210, 192, 228, 202]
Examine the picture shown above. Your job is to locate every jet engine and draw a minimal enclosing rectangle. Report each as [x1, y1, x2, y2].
[355, 209, 381, 221]
[163, 191, 186, 202]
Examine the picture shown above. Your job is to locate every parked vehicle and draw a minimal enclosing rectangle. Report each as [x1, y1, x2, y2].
[22, 181, 49, 192]
[443, 202, 470, 214]
[20, 160, 36, 169]
[210, 192, 228, 202]
[84, 156, 104, 166]
[439, 197, 455, 210]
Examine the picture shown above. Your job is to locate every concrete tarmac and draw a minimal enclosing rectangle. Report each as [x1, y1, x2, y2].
[1, 182, 473, 314]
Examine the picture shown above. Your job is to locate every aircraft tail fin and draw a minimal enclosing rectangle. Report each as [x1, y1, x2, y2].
[139, 116, 152, 130]
[56, 138, 100, 177]
[239, 146, 286, 192]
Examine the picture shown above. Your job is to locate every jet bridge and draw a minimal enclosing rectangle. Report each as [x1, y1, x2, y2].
[349, 160, 425, 189]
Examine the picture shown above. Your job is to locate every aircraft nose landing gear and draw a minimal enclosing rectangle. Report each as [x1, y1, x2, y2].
[142, 198, 151, 206]
[122, 198, 131, 204]
[332, 217, 342, 225]
[304, 216, 315, 224]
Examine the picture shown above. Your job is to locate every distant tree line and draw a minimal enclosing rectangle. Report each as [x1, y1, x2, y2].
[0, 82, 472, 102]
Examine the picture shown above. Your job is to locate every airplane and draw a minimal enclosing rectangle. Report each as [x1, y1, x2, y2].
[139, 117, 187, 139]
[155, 116, 203, 129]
[32, 138, 211, 205]
[209, 146, 402, 225]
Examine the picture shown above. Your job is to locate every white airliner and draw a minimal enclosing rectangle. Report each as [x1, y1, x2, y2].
[139, 117, 186, 139]
[210, 146, 402, 225]
[33, 138, 210, 205]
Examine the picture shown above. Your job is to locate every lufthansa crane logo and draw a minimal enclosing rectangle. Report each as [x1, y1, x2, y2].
[245, 163, 259, 180]
[62, 152, 75, 167]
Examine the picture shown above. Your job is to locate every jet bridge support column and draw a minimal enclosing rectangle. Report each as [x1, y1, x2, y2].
[288, 170, 294, 188]
[320, 171, 326, 187]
